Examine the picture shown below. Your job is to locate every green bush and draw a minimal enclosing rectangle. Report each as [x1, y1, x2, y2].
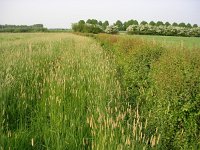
[72, 23, 103, 34]
[127, 24, 200, 37]
[105, 25, 119, 34]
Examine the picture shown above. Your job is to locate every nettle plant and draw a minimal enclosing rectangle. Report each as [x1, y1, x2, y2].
[105, 25, 119, 34]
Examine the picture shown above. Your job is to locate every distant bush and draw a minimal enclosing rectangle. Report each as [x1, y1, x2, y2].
[127, 24, 200, 37]
[105, 25, 119, 34]
[72, 23, 103, 34]
[0, 24, 47, 33]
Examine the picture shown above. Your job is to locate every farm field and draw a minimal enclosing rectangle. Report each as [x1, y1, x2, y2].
[0, 33, 200, 150]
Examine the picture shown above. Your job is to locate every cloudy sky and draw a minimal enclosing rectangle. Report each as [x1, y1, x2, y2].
[0, 0, 199, 28]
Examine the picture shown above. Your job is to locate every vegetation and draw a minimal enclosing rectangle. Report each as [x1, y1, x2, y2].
[0, 24, 47, 32]
[1, 31, 200, 149]
[127, 24, 200, 37]
[0, 33, 160, 149]
[72, 22, 103, 34]
[95, 34, 200, 150]
[105, 25, 119, 34]
[127, 34, 200, 49]
[72, 19, 199, 37]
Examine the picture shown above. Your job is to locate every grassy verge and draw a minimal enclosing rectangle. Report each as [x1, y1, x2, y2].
[95, 33, 200, 150]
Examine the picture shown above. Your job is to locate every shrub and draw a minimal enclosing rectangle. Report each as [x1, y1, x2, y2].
[72, 23, 103, 34]
[105, 25, 119, 34]
[126, 24, 200, 37]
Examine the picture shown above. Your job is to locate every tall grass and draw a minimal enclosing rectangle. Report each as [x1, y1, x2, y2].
[96, 34, 200, 150]
[0, 33, 158, 149]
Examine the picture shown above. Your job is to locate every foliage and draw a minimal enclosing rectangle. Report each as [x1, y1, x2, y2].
[115, 20, 123, 31]
[156, 21, 164, 26]
[127, 24, 200, 37]
[0, 33, 161, 149]
[123, 20, 138, 30]
[0, 24, 47, 32]
[105, 25, 119, 34]
[165, 22, 171, 26]
[72, 22, 103, 34]
[102, 21, 109, 30]
[149, 21, 156, 26]
[140, 21, 148, 25]
[95, 33, 200, 150]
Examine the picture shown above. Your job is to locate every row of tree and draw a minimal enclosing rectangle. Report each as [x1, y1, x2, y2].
[0, 24, 47, 32]
[72, 19, 200, 37]
[74, 19, 199, 31]
[116, 20, 198, 31]
[127, 24, 200, 37]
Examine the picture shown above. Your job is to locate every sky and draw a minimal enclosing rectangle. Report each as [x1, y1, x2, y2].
[0, 0, 200, 28]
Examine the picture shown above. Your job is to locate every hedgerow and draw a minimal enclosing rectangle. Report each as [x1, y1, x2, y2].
[95, 34, 200, 149]
[127, 24, 200, 37]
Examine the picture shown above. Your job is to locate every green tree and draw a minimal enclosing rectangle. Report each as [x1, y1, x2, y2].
[78, 20, 85, 25]
[179, 22, 186, 27]
[193, 24, 198, 27]
[140, 21, 148, 25]
[98, 21, 103, 26]
[156, 21, 164, 26]
[149, 21, 156, 26]
[86, 19, 98, 25]
[186, 23, 192, 28]
[102, 21, 109, 30]
[165, 22, 171, 26]
[123, 20, 138, 30]
[172, 22, 178, 26]
[115, 20, 123, 31]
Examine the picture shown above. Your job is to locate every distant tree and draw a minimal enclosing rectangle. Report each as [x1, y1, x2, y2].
[149, 21, 156, 26]
[193, 24, 198, 27]
[98, 21, 103, 26]
[186, 23, 192, 28]
[91, 19, 98, 25]
[132, 20, 139, 25]
[86, 19, 91, 24]
[140, 21, 148, 25]
[32, 24, 44, 28]
[156, 21, 164, 26]
[86, 19, 98, 25]
[165, 22, 171, 26]
[115, 20, 123, 31]
[102, 21, 109, 30]
[172, 22, 178, 26]
[179, 22, 186, 27]
[78, 20, 85, 24]
[123, 20, 138, 30]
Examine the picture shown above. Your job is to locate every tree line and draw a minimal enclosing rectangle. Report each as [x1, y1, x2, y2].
[0, 24, 47, 32]
[72, 19, 200, 37]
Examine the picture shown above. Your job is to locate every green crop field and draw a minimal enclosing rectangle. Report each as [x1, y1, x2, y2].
[0, 33, 200, 150]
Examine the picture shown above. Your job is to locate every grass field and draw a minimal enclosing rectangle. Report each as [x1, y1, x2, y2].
[0, 33, 200, 149]
[125, 34, 200, 49]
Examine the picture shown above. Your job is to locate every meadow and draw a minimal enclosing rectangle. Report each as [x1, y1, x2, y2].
[0, 33, 200, 150]
[126, 34, 200, 49]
